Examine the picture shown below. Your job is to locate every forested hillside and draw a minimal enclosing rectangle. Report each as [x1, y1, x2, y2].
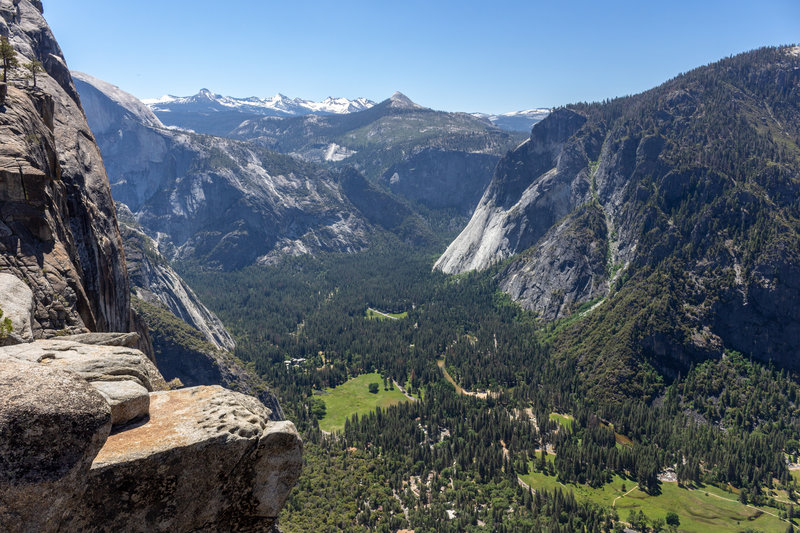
[182, 238, 800, 532]
[438, 46, 800, 402]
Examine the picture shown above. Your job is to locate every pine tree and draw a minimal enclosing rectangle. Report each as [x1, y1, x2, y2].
[23, 59, 43, 88]
[0, 36, 18, 83]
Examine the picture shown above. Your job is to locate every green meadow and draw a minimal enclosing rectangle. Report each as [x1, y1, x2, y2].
[317, 372, 411, 433]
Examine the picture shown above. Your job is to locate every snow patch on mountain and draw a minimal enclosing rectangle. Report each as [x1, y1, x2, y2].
[473, 108, 551, 132]
[143, 89, 375, 117]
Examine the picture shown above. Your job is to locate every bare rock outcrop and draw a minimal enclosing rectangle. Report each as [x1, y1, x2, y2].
[86, 379, 150, 426]
[498, 203, 608, 321]
[0, 356, 112, 533]
[1, 338, 166, 391]
[0, 340, 302, 533]
[64, 386, 302, 532]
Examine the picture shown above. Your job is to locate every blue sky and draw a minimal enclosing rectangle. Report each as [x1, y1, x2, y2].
[43, 0, 799, 114]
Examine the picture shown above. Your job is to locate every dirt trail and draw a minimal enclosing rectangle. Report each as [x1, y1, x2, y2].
[368, 307, 398, 320]
[612, 485, 639, 507]
[437, 359, 499, 399]
[701, 489, 786, 521]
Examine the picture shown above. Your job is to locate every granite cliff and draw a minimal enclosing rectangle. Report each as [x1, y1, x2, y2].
[116, 203, 235, 351]
[0, 2, 301, 530]
[437, 47, 800, 395]
[73, 71, 372, 270]
[0, 0, 129, 337]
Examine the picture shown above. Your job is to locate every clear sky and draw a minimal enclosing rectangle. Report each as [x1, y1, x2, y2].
[42, 0, 799, 114]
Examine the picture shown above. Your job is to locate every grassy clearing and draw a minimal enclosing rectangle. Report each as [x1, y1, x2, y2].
[519, 467, 790, 533]
[365, 308, 408, 320]
[549, 412, 575, 431]
[318, 372, 410, 433]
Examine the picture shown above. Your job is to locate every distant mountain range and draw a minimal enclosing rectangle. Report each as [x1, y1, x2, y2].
[472, 109, 552, 131]
[144, 89, 375, 118]
[142, 88, 549, 135]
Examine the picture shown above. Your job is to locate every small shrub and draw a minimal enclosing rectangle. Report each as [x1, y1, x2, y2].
[0, 306, 12, 339]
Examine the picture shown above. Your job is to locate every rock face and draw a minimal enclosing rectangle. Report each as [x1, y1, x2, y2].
[435, 108, 591, 275]
[73, 71, 371, 270]
[380, 149, 500, 215]
[64, 386, 302, 532]
[118, 205, 235, 351]
[0, 1, 129, 335]
[498, 203, 608, 321]
[0, 4, 301, 531]
[436, 47, 800, 386]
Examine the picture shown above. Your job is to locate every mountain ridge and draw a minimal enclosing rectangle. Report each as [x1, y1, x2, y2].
[436, 45, 800, 397]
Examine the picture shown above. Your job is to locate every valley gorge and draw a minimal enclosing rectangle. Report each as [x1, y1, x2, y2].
[3, 0, 800, 531]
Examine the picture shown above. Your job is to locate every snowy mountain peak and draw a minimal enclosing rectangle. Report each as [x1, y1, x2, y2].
[471, 108, 551, 132]
[144, 89, 376, 120]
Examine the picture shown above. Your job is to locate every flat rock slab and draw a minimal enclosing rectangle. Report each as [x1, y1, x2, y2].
[89, 380, 150, 426]
[63, 385, 302, 532]
[0, 339, 165, 391]
[59, 332, 140, 348]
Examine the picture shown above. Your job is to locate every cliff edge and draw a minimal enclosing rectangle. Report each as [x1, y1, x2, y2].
[0, 2, 302, 530]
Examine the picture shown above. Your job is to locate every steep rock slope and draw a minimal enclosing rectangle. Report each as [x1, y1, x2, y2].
[435, 108, 592, 274]
[438, 47, 800, 394]
[380, 149, 500, 215]
[0, 4, 300, 531]
[0, 0, 129, 335]
[117, 204, 235, 351]
[73, 72, 372, 269]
